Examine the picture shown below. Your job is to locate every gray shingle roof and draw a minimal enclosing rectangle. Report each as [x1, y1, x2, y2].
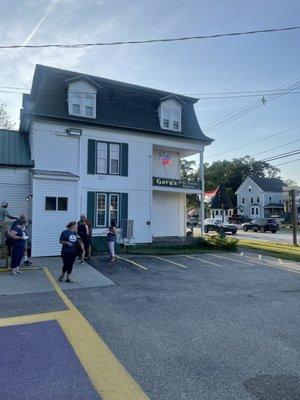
[20, 65, 213, 143]
[31, 169, 78, 178]
[0, 129, 33, 167]
[250, 176, 285, 192]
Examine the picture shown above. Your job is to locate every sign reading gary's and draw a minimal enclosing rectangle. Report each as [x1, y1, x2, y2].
[153, 177, 200, 190]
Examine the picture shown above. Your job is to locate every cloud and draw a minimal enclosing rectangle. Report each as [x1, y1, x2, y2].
[0, 0, 59, 82]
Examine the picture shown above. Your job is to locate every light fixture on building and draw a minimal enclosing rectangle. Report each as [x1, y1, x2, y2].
[66, 128, 82, 136]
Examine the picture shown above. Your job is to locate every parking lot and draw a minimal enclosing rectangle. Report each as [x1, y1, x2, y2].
[1, 251, 299, 399]
[85, 251, 300, 400]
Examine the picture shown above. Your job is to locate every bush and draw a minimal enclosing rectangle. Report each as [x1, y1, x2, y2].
[205, 236, 238, 251]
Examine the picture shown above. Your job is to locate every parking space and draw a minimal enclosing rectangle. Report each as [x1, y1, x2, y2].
[1, 252, 299, 399]
[84, 251, 300, 400]
[104, 252, 300, 276]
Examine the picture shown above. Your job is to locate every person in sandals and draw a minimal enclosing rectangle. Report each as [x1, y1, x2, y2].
[58, 221, 78, 283]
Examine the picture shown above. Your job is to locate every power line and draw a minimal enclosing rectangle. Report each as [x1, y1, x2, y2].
[0, 85, 298, 95]
[0, 26, 299, 50]
[1, 88, 300, 100]
[261, 149, 300, 162]
[251, 138, 300, 157]
[203, 77, 300, 133]
[0, 85, 29, 91]
[206, 125, 300, 159]
[274, 158, 300, 167]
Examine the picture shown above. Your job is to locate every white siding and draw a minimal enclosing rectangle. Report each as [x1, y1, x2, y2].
[152, 191, 185, 237]
[29, 120, 205, 253]
[0, 167, 30, 217]
[152, 150, 180, 179]
[31, 123, 79, 175]
[31, 178, 78, 257]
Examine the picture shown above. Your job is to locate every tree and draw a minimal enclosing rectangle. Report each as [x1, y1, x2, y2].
[181, 156, 282, 210]
[0, 101, 15, 130]
[204, 156, 281, 205]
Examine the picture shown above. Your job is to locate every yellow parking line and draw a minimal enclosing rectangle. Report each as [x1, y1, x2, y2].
[151, 256, 187, 269]
[182, 254, 222, 267]
[0, 310, 69, 327]
[0, 268, 150, 399]
[209, 254, 253, 266]
[44, 267, 149, 400]
[0, 267, 44, 273]
[115, 255, 148, 271]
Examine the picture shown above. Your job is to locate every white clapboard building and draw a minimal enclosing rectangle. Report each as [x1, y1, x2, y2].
[2, 65, 212, 256]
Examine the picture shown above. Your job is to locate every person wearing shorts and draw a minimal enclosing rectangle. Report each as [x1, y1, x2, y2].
[107, 219, 117, 262]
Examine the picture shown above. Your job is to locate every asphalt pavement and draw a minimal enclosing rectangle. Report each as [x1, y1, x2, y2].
[0, 252, 299, 399]
[235, 229, 299, 244]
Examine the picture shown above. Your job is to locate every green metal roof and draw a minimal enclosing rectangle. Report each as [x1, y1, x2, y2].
[0, 129, 34, 167]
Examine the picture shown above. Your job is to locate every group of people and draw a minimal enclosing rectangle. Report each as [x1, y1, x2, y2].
[0, 202, 117, 282]
[0, 202, 32, 276]
[58, 215, 117, 283]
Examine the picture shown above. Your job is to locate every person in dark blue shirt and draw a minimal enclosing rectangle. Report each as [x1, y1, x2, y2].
[58, 221, 78, 283]
[10, 218, 27, 275]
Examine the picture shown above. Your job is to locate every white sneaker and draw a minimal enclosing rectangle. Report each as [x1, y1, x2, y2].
[11, 269, 18, 276]
[16, 267, 23, 274]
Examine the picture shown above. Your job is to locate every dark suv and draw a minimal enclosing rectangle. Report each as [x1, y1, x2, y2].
[242, 218, 280, 233]
[228, 214, 246, 224]
[204, 218, 238, 235]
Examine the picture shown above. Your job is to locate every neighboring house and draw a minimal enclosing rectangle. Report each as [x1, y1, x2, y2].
[204, 183, 234, 218]
[0, 129, 33, 218]
[235, 176, 285, 219]
[11, 64, 213, 256]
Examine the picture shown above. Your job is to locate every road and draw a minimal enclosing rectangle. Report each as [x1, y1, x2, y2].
[234, 228, 299, 244]
[1, 252, 299, 399]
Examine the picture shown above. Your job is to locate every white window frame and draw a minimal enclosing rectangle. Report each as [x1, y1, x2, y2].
[171, 107, 181, 131]
[159, 102, 182, 132]
[68, 90, 96, 119]
[45, 197, 68, 212]
[109, 143, 120, 175]
[96, 193, 107, 227]
[97, 142, 108, 174]
[109, 194, 120, 227]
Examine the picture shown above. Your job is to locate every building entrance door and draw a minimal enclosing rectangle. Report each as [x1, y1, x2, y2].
[251, 206, 260, 218]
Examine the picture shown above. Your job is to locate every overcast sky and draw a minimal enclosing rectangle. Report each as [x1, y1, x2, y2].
[0, 0, 299, 183]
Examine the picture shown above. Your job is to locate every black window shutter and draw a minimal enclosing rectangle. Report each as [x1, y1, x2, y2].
[87, 139, 96, 174]
[121, 193, 128, 222]
[87, 192, 96, 228]
[121, 143, 128, 176]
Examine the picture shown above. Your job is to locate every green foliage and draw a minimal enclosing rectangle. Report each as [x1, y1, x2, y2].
[205, 235, 238, 251]
[204, 156, 280, 205]
[180, 156, 282, 209]
[0, 101, 15, 130]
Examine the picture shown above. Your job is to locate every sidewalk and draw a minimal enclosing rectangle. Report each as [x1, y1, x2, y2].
[0, 257, 114, 296]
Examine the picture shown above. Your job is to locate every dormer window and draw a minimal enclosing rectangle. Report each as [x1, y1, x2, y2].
[159, 96, 183, 132]
[69, 91, 96, 118]
[67, 76, 100, 119]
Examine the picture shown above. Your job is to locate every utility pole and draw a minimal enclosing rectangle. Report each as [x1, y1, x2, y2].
[290, 189, 298, 246]
[199, 149, 205, 236]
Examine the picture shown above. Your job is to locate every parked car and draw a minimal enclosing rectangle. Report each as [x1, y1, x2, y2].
[204, 218, 238, 235]
[242, 218, 280, 233]
[228, 214, 246, 224]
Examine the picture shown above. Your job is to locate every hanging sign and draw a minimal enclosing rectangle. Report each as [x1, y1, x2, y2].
[153, 177, 200, 189]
